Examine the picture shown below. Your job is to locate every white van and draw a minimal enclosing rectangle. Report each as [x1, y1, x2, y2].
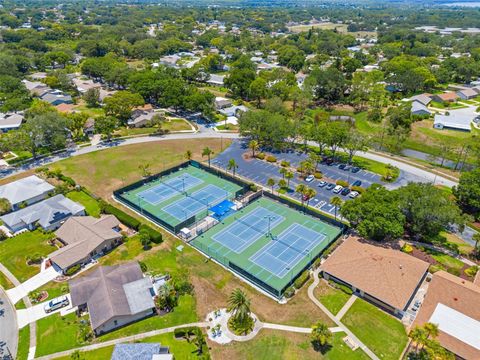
[44, 295, 69, 313]
[332, 185, 343, 194]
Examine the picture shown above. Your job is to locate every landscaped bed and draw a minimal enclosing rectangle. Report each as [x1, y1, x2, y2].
[342, 298, 408, 360]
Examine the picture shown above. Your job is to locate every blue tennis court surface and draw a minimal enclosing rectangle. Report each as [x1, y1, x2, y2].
[162, 184, 228, 220]
[211, 207, 284, 253]
[137, 174, 203, 205]
[250, 224, 326, 278]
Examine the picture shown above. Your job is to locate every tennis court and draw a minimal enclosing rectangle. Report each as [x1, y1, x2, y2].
[191, 197, 342, 298]
[117, 165, 242, 230]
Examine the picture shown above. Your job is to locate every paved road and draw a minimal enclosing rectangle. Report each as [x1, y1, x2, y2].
[0, 287, 16, 359]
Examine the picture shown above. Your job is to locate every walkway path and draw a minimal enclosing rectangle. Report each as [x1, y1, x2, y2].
[35, 322, 209, 360]
[0, 263, 36, 360]
[335, 295, 357, 320]
[307, 269, 380, 360]
[6, 266, 59, 305]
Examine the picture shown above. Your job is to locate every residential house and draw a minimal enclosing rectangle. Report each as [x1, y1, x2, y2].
[72, 78, 102, 94]
[128, 104, 155, 128]
[111, 343, 172, 360]
[432, 92, 459, 103]
[215, 97, 232, 110]
[0, 194, 85, 233]
[219, 105, 248, 117]
[206, 74, 225, 87]
[49, 215, 122, 273]
[159, 55, 180, 68]
[457, 88, 478, 100]
[412, 271, 480, 359]
[411, 101, 432, 116]
[84, 118, 95, 136]
[40, 90, 73, 106]
[321, 237, 429, 316]
[0, 113, 24, 132]
[55, 103, 75, 113]
[0, 175, 54, 211]
[22, 80, 50, 96]
[410, 94, 432, 106]
[69, 262, 156, 335]
[433, 113, 473, 131]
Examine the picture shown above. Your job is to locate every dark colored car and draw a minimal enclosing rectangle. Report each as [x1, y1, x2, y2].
[325, 158, 334, 165]
[326, 183, 335, 190]
[338, 164, 346, 170]
[351, 167, 360, 173]
[352, 180, 362, 187]
[341, 188, 351, 196]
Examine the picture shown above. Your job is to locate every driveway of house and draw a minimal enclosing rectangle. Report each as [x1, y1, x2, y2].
[16, 294, 74, 329]
[6, 267, 59, 305]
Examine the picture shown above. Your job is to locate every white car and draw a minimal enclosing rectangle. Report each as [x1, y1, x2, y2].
[44, 295, 69, 313]
[333, 185, 343, 194]
[305, 175, 315, 183]
[349, 191, 359, 198]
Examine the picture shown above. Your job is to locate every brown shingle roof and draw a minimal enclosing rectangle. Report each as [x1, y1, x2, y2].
[412, 271, 480, 359]
[435, 92, 458, 102]
[50, 215, 121, 269]
[321, 237, 429, 310]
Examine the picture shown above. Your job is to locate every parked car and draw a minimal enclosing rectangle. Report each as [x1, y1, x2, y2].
[44, 295, 69, 313]
[317, 180, 327, 187]
[333, 185, 343, 194]
[305, 174, 315, 183]
[338, 164, 346, 170]
[349, 191, 359, 198]
[326, 183, 335, 190]
[325, 158, 334, 165]
[352, 180, 362, 187]
[341, 188, 351, 196]
[351, 167, 360, 173]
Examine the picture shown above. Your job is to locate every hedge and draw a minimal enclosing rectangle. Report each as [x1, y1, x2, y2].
[314, 171, 323, 179]
[336, 179, 349, 187]
[280, 160, 290, 167]
[284, 286, 295, 298]
[256, 153, 266, 160]
[65, 264, 81, 276]
[102, 204, 141, 230]
[266, 155, 277, 163]
[139, 224, 163, 244]
[351, 185, 365, 194]
[293, 270, 310, 289]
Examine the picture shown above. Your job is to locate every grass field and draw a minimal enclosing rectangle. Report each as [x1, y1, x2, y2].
[114, 119, 193, 137]
[118, 165, 242, 228]
[209, 329, 369, 360]
[52, 332, 201, 359]
[313, 280, 351, 316]
[0, 271, 14, 290]
[342, 299, 408, 360]
[66, 190, 101, 217]
[192, 197, 341, 297]
[16, 325, 30, 360]
[51, 138, 230, 199]
[0, 230, 56, 282]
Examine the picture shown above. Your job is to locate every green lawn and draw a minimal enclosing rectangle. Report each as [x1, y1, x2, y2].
[0, 230, 56, 283]
[210, 330, 369, 360]
[36, 295, 197, 357]
[314, 281, 351, 316]
[342, 299, 408, 360]
[36, 281, 70, 302]
[16, 325, 30, 360]
[114, 119, 193, 137]
[66, 190, 101, 217]
[425, 248, 465, 273]
[0, 271, 13, 290]
[52, 332, 202, 360]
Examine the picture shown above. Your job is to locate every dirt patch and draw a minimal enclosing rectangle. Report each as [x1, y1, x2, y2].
[242, 152, 254, 162]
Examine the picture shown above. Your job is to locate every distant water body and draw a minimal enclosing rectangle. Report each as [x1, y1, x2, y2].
[443, 2, 480, 7]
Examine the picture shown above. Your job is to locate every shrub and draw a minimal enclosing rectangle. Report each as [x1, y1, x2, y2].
[429, 264, 444, 273]
[284, 286, 295, 298]
[447, 267, 461, 276]
[139, 261, 148, 273]
[401, 244, 413, 254]
[336, 179, 349, 187]
[314, 172, 323, 179]
[280, 160, 290, 167]
[312, 257, 322, 269]
[293, 270, 310, 289]
[328, 279, 353, 295]
[138, 224, 163, 244]
[102, 204, 140, 230]
[249, 183, 258, 192]
[255, 153, 265, 160]
[65, 264, 81, 276]
[266, 155, 277, 163]
[465, 266, 479, 277]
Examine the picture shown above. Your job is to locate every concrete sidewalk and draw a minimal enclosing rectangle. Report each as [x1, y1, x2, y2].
[6, 267, 59, 304]
[336, 295, 357, 320]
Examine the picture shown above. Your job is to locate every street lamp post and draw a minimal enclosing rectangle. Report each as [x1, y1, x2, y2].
[264, 215, 276, 237]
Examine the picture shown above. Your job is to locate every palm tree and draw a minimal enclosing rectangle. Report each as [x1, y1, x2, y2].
[184, 149, 193, 161]
[296, 184, 307, 207]
[267, 178, 276, 193]
[228, 288, 251, 325]
[424, 323, 439, 342]
[304, 187, 317, 208]
[227, 158, 238, 177]
[138, 163, 151, 178]
[473, 233, 480, 258]
[279, 167, 287, 179]
[278, 179, 287, 190]
[202, 147, 214, 167]
[300, 159, 315, 177]
[308, 152, 321, 173]
[285, 171, 294, 189]
[310, 321, 332, 348]
[330, 196, 343, 220]
[409, 326, 427, 352]
[248, 140, 259, 158]
[189, 327, 206, 355]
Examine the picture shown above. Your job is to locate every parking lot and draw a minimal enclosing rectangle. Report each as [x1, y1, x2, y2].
[213, 140, 390, 216]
